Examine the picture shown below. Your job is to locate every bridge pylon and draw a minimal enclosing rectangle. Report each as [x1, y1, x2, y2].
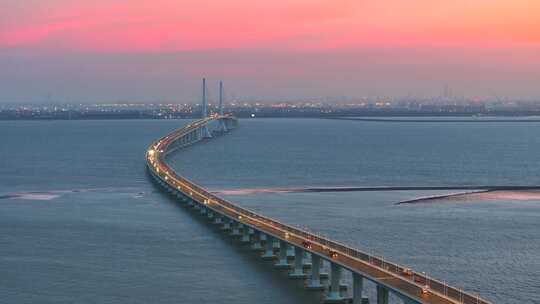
[218, 80, 228, 132]
[200, 78, 212, 138]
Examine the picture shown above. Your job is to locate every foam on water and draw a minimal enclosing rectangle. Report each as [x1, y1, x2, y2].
[400, 190, 540, 204]
[0, 187, 149, 202]
[13, 193, 60, 201]
[457, 190, 540, 202]
[0, 192, 60, 201]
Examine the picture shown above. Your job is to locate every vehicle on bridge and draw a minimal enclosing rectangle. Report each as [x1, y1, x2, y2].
[327, 249, 338, 259]
[402, 267, 413, 276]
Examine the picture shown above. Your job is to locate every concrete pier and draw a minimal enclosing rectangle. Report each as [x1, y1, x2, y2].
[275, 240, 291, 269]
[221, 218, 232, 230]
[289, 247, 307, 279]
[286, 246, 295, 258]
[303, 251, 312, 268]
[251, 231, 263, 250]
[306, 254, 324, 290]
[230, 221, 241, 236]
[401, 297, 419, 304]
[376, 285, 389, 304]
[325, 263, 344, 303]
[353, 273, 364, 304]
[261, 235, 276, 259]
[240, 226, 251, 243]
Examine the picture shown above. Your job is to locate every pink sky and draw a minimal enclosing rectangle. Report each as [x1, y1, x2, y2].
[0, 0, 539, 102]
[2, 0, 539, 52]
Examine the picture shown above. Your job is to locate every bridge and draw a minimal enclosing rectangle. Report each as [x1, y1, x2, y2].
[145, 80, 492, 304]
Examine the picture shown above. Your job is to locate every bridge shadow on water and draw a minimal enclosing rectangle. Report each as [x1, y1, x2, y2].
[148, 172, 326, 304]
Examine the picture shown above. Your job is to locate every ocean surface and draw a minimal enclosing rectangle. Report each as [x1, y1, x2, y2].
[1, 118, 540, 304]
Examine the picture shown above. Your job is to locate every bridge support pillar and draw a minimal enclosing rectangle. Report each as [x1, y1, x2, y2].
[207, 211, 214, 219]
[275, 240, 291, 269]
[353, 273, 364, 304]
[261, 235, 276, 259]
[287, 246, 295, 258]
[307, 254, 324, 290]
[401, 298, 418, 304]
[289, 247, 307, 279]
[221, 218, 231, 230]
[303, 251, 312, 268]
[199, 206, 207, 215]
[325, 263, 344, 302]
[237, 222, 244, 232]
[376, 285, 389, 304]
[251, 231, 263, 251]
[213, 216, 222, 225]
[230, 221, 241, 236]
[240, 226, 251, 243]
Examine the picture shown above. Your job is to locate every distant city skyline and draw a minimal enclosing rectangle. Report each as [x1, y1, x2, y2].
[1, 0, 539, 103]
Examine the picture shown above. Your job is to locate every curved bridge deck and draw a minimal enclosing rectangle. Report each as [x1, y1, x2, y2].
[146, 116, 492, 304]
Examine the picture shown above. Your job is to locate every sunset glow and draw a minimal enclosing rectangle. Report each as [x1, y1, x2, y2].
[1, 0, 539, 102]
[2, 0, 539, 52]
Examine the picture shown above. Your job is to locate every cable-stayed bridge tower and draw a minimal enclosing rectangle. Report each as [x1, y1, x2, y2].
[218, 80, 228, 132]
[200, 78, 212, 138]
